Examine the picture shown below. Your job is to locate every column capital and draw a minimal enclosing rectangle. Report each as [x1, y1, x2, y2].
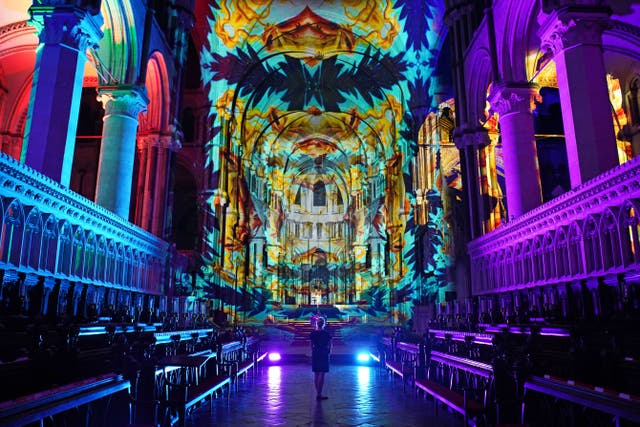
[29, 2, 104, 51]
[136, 132, 180, 151]
[136, 127, 182, 151]
[454, 127, 490, 149]
[97, 85, 149, 118]
[538, 6, 611, 55]
[488, 83, 540, 117]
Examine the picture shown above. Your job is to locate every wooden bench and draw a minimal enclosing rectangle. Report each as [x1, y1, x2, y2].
[0, 373, 130, 427]
[218, 338, 265, 390]
[161, 352, 232, 426]
[523, 374, 640, 426]
[163, 371, 231, 426]
[414, 350, 493, 426]
[385, 341, 419, 391]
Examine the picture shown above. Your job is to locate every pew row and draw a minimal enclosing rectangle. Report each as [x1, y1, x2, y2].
[161, 352, 231, 426]
[523, 374, 640, 426]
[384, 341, 419, 391]
[414, 351, 493, 427]
[0, 373, 130, 427]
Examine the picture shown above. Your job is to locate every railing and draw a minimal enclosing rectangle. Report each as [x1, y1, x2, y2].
[430, 350, 493, 377]
[468, 155, 640, 295]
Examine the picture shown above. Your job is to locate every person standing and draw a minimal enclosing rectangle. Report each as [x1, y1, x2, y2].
[310, 316, 331, 400]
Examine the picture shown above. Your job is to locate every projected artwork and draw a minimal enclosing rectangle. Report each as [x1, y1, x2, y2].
[197, 0, 457, 324]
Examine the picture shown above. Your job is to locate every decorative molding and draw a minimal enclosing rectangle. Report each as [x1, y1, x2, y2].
[137, 130, 181, 151]
[538, 7, 610, 55]
[29, 6, 104, 52]
[97, 85, 149, 118]
[454, 127, 490, 149]
[468, 155, 640, 294]
[0, 21, 34, 40]
[0, 151, 168, 258]
[488, 84, 540, 116]
[606, 19, 640, 40]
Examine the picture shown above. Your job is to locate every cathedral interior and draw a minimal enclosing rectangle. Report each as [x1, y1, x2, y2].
[1, 0, 640, 426]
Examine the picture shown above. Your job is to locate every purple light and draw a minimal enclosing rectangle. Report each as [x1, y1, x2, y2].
[268, 352, 282, 362]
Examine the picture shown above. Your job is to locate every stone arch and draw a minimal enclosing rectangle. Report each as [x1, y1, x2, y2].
[96, 236, 107, 282]
[1, 199, 25, 267]
[568, 221, 584, 276]
[0, 21, 37, 159]
[56, 221, 73, 276]
[115, 243, 125, 286]
[84, 231, 97, 280]
[619, 199, 640, 265]
[96, 0, 139, 84]
[124, 246, 133, 287]
[139, 51, 171, 133]
[464, 44, 493, 129]
[500, 1, 540, 82]
[106, 239, 116, 284]
[71, 227, 87, 278]
[21, 206, 43, 270]
[554, 226, 569, 277]
[40, 214, 58, 273]
[582, 215, 600, 273]
[542, 231, 556, 278]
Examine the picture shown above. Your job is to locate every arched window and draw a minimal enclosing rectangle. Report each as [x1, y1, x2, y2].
[313, 181, 326, 206]
[295, 187, 301, 205]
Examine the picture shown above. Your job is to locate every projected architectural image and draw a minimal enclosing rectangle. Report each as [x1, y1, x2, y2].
[196, 0, 457, 323]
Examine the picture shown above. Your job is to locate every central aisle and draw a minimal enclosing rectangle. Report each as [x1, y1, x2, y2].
[185, 364, 459, 427]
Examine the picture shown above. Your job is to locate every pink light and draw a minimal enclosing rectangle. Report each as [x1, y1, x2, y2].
[268, 352, 281, 362]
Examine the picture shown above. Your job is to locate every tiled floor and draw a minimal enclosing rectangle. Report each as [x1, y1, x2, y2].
[185, 363, 460, 427]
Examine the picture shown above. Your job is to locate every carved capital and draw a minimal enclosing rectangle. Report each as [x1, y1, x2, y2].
[29, 4, 103, 51]
[538, 6, 610, 55]
[136, 132, 178, 150]
[488, 83, 540, 117]
[97, 85, 149, 118]
[455, 127, 490, 149]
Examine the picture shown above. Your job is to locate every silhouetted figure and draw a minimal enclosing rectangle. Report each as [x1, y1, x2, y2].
[310, 316, 331, 400]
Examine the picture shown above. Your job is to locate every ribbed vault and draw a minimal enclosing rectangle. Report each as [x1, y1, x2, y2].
[201, 0, 448, 322]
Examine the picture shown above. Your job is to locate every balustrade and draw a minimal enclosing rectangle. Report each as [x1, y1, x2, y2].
[0, 153, 169, 319]
[469, 155, 640, 296]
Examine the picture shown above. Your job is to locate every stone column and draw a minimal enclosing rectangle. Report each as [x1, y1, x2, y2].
[538, 6, 618, 187]
[95, 85, 148, 218]
[135, 133, 168, 233]
[456, 128, 490, 239]
[151, 134, 179, 237]
[22, 2, 103, 185]
[488, 83, 543, 218]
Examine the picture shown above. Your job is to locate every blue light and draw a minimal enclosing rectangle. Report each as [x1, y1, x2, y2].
[356, 353, 370, 363]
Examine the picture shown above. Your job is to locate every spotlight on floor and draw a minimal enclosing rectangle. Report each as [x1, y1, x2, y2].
[267, 352, 282, 363]
[356, 352, 371, 364]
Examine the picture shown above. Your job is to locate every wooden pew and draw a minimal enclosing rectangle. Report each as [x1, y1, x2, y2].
[162, 353, 231, 427]
[523, 374, 640, 426]
[414, 350, 493, 426]
[0, 373, 130, 427]
[385, 341, 419, 391]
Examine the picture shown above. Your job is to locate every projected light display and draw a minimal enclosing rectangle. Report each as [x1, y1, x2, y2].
[197, 0, 457, 324]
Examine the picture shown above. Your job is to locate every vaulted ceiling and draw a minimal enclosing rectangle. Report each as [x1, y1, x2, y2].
[199, 1, 448, 284]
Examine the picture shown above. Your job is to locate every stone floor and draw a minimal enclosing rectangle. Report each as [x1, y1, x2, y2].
[184, 362, 460, 427]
